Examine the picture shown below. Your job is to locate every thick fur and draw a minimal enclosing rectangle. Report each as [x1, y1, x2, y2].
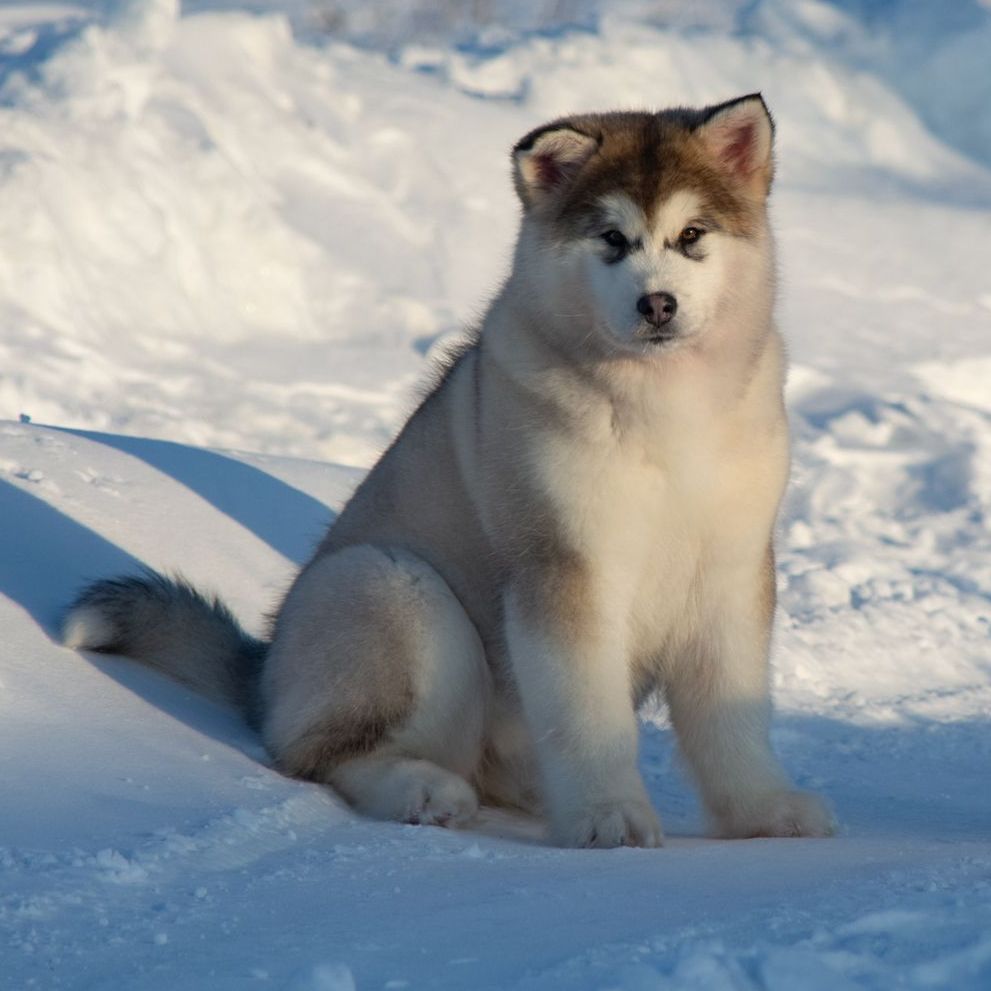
[64, 95, 834, 847]
[65, 570, 266, 721]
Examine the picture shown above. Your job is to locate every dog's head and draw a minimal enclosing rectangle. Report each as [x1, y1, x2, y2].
[511, 95, 775, 356]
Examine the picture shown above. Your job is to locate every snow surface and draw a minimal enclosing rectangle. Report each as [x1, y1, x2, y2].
[1, 1, 990, 988]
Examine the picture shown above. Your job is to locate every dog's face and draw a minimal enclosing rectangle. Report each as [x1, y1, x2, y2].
[512, 96, 775, 356]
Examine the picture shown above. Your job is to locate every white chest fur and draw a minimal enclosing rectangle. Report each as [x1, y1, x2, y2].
[529, 347, 789, 656]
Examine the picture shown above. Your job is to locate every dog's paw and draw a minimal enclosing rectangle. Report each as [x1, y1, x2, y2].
[403, 771, 479, 829]
[717, 789, 835, 839]
[557, 798, 664, 849]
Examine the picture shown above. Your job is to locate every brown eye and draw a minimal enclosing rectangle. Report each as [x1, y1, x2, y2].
[601, 229, 628, 249]
[679, 226, 704, 245]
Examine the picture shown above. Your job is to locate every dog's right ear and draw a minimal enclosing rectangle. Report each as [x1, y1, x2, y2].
[512, 122, 599, 210]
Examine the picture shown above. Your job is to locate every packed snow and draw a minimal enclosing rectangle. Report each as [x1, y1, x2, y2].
[1, 1, 989, 988]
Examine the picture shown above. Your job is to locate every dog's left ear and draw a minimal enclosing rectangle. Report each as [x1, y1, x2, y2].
[696, 94, 774, 195]
[513, 121, 600, 210]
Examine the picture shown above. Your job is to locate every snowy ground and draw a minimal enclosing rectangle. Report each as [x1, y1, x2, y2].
[1, 1, 990, 988]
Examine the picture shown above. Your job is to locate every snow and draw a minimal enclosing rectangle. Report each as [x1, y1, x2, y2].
[1, 1, 990, 988]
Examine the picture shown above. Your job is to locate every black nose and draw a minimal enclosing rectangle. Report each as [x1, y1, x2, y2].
[637, 292, 678, 328]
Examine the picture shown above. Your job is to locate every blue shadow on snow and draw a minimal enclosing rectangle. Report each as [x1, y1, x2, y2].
[54, 427, 334, 564]
[0, 479, 145, 638]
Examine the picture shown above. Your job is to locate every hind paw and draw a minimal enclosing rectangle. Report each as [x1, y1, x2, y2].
[404, 772, 479, 828]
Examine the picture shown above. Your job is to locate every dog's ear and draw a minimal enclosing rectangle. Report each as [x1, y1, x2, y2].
[696, 94, 774, 195]
[513, 122, 600, 209]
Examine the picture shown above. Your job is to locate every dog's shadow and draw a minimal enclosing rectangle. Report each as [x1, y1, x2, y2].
[54, 427, 335, 563]
[0, 477, 146, 637]
[0, 427, 335, 759]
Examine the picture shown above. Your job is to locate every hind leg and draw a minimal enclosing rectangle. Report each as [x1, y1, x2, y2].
[262, 544, 489, 827]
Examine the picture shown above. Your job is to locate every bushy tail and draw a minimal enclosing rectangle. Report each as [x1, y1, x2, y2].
[63, 570, 266, 725]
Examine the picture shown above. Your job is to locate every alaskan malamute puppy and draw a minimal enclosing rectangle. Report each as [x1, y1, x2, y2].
[65, 94, 833, 848]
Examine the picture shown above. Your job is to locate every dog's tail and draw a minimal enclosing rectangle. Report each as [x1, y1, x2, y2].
[63, 570, 266, 726]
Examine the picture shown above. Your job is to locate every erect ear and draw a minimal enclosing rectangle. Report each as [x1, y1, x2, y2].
[512, 121, 600, 209]
[696, 94, 774, 195]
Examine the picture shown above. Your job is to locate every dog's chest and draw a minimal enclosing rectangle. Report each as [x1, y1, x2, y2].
[533, 393, 786, 634]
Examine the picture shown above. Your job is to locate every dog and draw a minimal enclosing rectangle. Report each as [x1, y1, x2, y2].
[64, 94, 834, 848]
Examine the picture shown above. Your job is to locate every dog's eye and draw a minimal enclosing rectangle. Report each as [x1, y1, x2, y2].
[679, 226, 704, 245]
[601, 230, 629, 250]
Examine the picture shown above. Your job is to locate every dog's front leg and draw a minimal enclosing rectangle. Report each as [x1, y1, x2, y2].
[666, 557, 834, 839]
[504, 570, 662, 849]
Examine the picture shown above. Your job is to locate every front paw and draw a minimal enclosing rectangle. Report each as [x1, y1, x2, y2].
[716, 789, 835, 839]
[556, 798, 664, 849]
